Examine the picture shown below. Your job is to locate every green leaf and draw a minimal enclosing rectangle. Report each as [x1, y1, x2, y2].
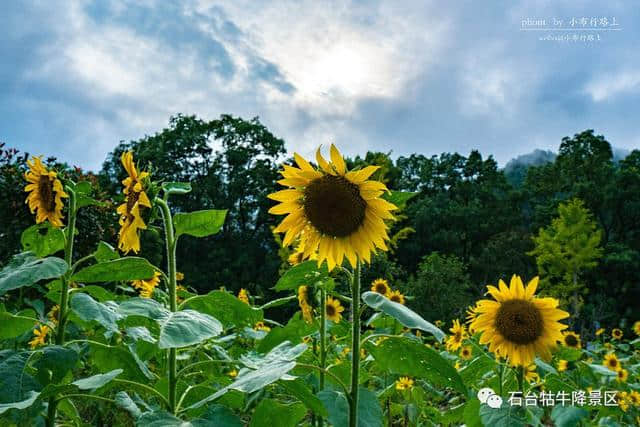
[249, 398, 306, 427]
[33, 346, 79, 385]
[119, 298, 171, 321]
[174, 209, 227, 238]
[587, 364, 617, 377]
[479, 402, 529, 427]
[186, 342, 307, 410]
[459, 355, 496, 384]
[183, 290, 263, 328]
[361, 292, 444, 341]
[162, 182, 192, 195]
[367, 337, 466, 394]
[21, 223, 65, 257]
[555, 346, 582, 362]
[0, 351, 41, 406]
[158, 310, 223, 349]
[317, 388, 383, 427]
[0, 312, 38, 339]
[72, 369, 123, 390]
[87, 343, 148, 382]
[136, 410, 184, 426]
[551, 405, 588, 427]
[93, 241, 119, 263]
[71, 257, 155, 283]
[257, 313, 316, 353]
[462, 399, 482, 427]
[274, 261, 328, 291]
[0, 252, 68, 296]
[115, 391, 142, 419]
[70, 293, 122, 333]
[0, 391, 40, 415]
[279, 378, 328, 417]
[381, 190, 417, 210]
[198, 404, 242, 426]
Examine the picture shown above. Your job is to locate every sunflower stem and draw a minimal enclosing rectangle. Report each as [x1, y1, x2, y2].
[517, 365, 525, 392]
[349, 260, 361, 427]
[318, 287, 327, 427]
[47, 187, 77, 427]
[156, 197, 178, 413]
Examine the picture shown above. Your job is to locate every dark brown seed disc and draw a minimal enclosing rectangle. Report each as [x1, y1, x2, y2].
[495, 299, 543, 345]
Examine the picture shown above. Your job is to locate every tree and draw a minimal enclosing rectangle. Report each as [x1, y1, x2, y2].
[401, 252, 473, 322]
[528, 199, 603, 322]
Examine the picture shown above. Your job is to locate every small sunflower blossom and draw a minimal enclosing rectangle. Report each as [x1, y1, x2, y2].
[616, 368, 628, 383]
[268, 144, 397, 271]
[524, 364, 540, 383]
[445, 319, 467, 352]
[254, 321, 271, 332]
[470, 275, 569, 367]
[176, 272, 185, 281]
[561, 331, 581, 349]
[388, 289, 405, 305]
[557, 359, 568, 372]
[633, 321, 640, 336]
[603, 353, 621, 372]
[460, 345, 473, 360]
[628, 391, 640, 407]
[24, 156, 68, 227]
[238, 288, 249, 304]
[617, 392, 630, 412]
[370, 278, 391, 296]
[595, 328, 605, 336]
[612, 328, 623, 340]
[29, 325, 50, 349]
[117, 152, 151, 254]
[228, 369, 238, 378]
[395, 377, 414, 391]
[297, 285, 314, 323]
[325, 296, 345, 323]
[131, 271, 161, 298]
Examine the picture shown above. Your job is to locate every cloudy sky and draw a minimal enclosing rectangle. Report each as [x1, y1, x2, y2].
[2, 0, 639, 170]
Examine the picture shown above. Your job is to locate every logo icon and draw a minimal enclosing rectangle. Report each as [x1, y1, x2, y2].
[477, 387, 503, 409]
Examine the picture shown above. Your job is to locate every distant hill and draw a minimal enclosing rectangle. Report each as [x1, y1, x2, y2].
[503, 147, 631, 187]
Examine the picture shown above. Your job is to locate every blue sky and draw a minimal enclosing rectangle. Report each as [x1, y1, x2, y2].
[2, 1, 639, 170]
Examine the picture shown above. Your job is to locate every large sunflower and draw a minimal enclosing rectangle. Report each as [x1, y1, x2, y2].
[24, 157, 68, 227]
[470, 275, 569, 367]
[268, 145, 397, 271]
[117, 152, 151, 254]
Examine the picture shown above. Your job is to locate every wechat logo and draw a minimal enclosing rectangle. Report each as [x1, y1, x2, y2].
[478, 387, 503, 409]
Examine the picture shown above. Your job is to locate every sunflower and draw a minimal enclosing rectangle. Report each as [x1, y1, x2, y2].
[395, 377, 414, 391]
[132, 271, 160, 298]
[460, 345, 473, 360]
[446, 319, 467, 352]
[298, 285, 314, 323]
[595, 328, 605, 336]
[388, 290, 405, 305]
[47, 304, 60, 325]
[325, 296, 345, 323]
[117, 152, 151, 254]
[612, 328, 623, 340]
[228, 369, 238, 378]
[29, 325, 50, 349]
[524, 364, 540, 383]
[561, 331, 581, 349]
[371, 278, 391, 296]
[238, 288, 249, 304]
[633, 321, 640, 337]
[603, 353, 621, 371]
[617, 392, 629, 412]
[629, 391, 640, 407]
[176, 272, 185, 281]
[288, 242, 317, 266]
[254, 321, 271, 332]
[268, 144, 397, 271]
[470, 275, 569, 367]
[557, 359, 568, 372]
[616, 368, 628, 383]
[24, 157, 68, 227]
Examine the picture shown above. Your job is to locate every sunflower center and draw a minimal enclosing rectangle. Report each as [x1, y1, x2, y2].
[495, 299, 543, 345]
[375, 283, 388, 294]
[609, 359, 618, 368]
[303, 175, 366, 237]
[564, 335, 578, 347]
[326, 304, 336, 317]
[38, 175, 56, 212]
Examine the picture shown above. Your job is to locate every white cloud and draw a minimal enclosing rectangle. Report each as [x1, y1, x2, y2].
[585, 71, 640, 102]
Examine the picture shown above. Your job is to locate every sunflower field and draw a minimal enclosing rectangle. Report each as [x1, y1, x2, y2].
[1, 129, 640, 427]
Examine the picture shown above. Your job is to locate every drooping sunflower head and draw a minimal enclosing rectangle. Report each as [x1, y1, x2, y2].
[116, 151, 151, 254]
[395, 377, 414, 391]
[297, 285, 314, 323]
[633, 321, 640, 337]
[131, 271, 161, 298]
[617, 368, 629, 383]
[238, 288, 250, 304]
[612, 328, 623, 340]
[388, 290, 405, 305]
[47, 305, 60, 325]
[24, 156, 68, 227]
[371, 278, 391, 296]
[446, 319, 467, 352]
[603, 353, 621, 371]
[325, 296, 345, 323]
[268, 145, 397, 271]
[562, 331, 581, 349]
[557, 359, 568, 372]
[470, 275, 569, 367]
[460, 345, 473, 360]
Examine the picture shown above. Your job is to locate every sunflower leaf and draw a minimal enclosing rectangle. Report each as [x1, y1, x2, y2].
[21, 223, 65, 257]
[158, 310, 223, 349]
[173, 209, 227, 238]
[0, 252, 68, 296]
[70, 257, 155, 283]
[361, 291, 444, 341]
[274, 261, 328, 291]
[162, 182, 192, 195]
[0, 312, 39, 339]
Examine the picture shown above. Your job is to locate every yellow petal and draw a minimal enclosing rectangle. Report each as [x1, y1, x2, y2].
[330, 144, 346, 175]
